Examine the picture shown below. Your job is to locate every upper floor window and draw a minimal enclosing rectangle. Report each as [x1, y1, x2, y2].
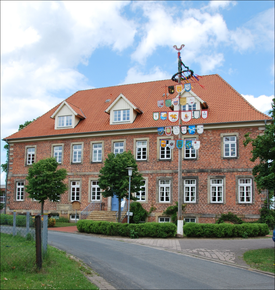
[114, 142, 124, 156]
[53, 145, 62, 164]
[136, 141, 147, 161]
[93, 143, 102, 162]
[16, 181, 24, 201]
[184, 179, 196, 203]
[224, 136, 237, 157]
[159, 180, 171, 203]
[91, 181, 101, 201]
[182, 104, 196, 111]
[238, 178, 252, 203]
[160, 143, 171, 160]
[210, 179, 223, 203]
[72, 144, 82, 163]
[114, 109, 130, 122]
[58, 115, 72, 127]
[184, 139, 196, 159]
[135, 180, 146, 201]
[27, 147, 35, 165]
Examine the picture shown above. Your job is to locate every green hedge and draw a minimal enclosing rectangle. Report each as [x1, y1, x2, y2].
[77, 220, 177, 238]
[0, 214, 35, 227]
[184, 222, 269, 238]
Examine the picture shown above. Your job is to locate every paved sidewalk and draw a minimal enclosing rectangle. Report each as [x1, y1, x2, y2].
[49, 226, 274, 269]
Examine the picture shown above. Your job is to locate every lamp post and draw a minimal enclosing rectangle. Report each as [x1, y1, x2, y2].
[126, 167, 134, 224]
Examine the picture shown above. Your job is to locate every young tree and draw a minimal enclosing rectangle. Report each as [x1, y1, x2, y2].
[243, 98, 275, 195]
[98, 151, 144, 222]
[25, 157, 67, 215]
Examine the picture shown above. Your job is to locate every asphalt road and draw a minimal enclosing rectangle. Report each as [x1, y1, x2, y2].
[48, 231, 274, 289]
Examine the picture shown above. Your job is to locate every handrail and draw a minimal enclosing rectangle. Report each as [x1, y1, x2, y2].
[80, 201, 105, 219]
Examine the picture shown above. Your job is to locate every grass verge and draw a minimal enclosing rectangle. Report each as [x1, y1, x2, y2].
[1, 233, 98, 289]
[54, 222, 77, 227]
[243, 248, 275, 274]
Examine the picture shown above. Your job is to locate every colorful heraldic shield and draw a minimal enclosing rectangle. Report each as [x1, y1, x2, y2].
[158, 127, 164, 135]
[176, 140, 183, 149]
[160, 140, 167, 148]
[185, 140, 192, 149]
[180, 97, 187, 106]
[187, 96, 195, 106]
[184, 83, 191, 92]
[160, 112, 167, 120]
[172, 97, 179, 106]
[181, 111, 192, 122]
[153, 112, 159, 121]
[193, 140, 200, 150]
[197, 125, 204, 134]
[168, 111, 179, 122]
[176, 84, 183, 93]
[193, 110, 200, 119]
[167, 140, 175, 149]
[173, 126, 180, 135]
[165, 99, 172, 107]
[181, 126, 187, 134]
[202, 110, 208, 119]
[188, 125, 196, 135]
[158, 100, 164, 108]
[165, 126, 172, 136]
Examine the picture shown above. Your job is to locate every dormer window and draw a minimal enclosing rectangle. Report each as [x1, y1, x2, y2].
[182, 104, 197, 111]
[114, 109, 130, 122]
[58, 115, 72, 127]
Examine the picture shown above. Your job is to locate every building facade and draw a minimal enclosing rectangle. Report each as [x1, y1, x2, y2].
[3, 75, 271, 223]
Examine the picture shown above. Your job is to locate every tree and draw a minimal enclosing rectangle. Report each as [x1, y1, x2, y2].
[243, 98, 275, 195]
[25, 157, 67, 215]
[98, 151, 144, 222]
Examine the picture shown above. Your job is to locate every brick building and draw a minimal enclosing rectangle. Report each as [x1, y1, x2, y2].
[3, 74, 271, 223]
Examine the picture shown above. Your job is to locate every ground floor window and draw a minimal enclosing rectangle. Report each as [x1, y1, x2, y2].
[159, 217, 170, 223]
[184, 218, 196, 223]
[238, 178, 252, 203]
[70, 214, 79, 221]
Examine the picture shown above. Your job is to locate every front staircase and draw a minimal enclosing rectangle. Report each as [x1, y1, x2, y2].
[87, 211, 117, 222]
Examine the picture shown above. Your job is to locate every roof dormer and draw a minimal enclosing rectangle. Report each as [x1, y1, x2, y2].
[173, 89, 208, 111]
[51, 101, 85, 129]
[105, 94, 142, 125]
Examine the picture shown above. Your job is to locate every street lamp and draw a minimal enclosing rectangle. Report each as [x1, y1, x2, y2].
[126, 167, 134, 224]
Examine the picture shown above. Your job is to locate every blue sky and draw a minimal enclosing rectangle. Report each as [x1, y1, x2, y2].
[1, 1, 274, 183]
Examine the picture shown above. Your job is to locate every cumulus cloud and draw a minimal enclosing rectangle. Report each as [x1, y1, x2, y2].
[207, 0, 237, 11]
[242, 94, 274, 115]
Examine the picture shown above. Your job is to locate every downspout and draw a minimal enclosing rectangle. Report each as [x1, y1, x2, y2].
[4, 143, 10, 214]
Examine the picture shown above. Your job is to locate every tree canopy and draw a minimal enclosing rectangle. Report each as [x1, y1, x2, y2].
[25, 157, 67, 215]
[243, 98, 275, 194]
[98, 151, 144, 222]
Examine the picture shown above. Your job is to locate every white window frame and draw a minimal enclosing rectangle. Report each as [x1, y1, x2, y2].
[184, 179, 196, 203]
[114, 142, 124, 156]
[16, 182, 24, 201]
[72, 144, 82, 163]
[91, 181, 101, 201]
[159, 180, 171, 203]
[27, 147, 35, 165]
[135, 180, 146, 201]
[58, 115, 72, 127]
[224, 136, 237, 157]
[113, 109, 130, 122]
[53, 145, 63, 164]
[92, 143, 102, 162]
[210, 179, 224, 203]
[184, 139, 196, 159]
[181, 104, 196, 111]
[70, 214, 79, 221]
[238, 178, 252, 203]
[136, 140, 147, 161]
[71, 181, 80, 201]
[159, 217, 170, 223]
[184, 218, 196, 223]
[160, 143, 171, 160]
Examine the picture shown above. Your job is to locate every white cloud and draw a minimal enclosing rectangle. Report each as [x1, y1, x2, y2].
[207, 1, 237, 11]
[1, 171, 6, 186]
[242, 94, 274, 114]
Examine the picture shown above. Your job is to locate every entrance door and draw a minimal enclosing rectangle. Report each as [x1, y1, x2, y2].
[111, 195, 119, 211]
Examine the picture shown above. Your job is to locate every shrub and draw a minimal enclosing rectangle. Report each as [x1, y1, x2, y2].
[184, 222, 269, 238]
[162, 202, 186, 224]
[130, 202, 148, 224]
[48, 218, 56, 227]
[0, 214, 35, 227]
[258, 208, 275, 228]
[216, 212, 243, 224]
[77, 220, 177, 238]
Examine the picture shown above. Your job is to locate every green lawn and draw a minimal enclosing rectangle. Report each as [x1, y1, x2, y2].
[1, 233, 98, 289]
[243, 248, 275, 274]
[54, 221, 77, 227]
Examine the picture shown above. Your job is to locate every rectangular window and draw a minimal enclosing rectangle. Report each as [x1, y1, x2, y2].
[16, 182, 24, 201]
[224, 136, 236, 157]
[181, 104, 196, 111]
[91, 181, 101, 201]
[72, 144, 82, 163]
[27, 147, 35, 165]
[135, 180, 146, 201]
[160, 142, 171, 160]
[184, 139, 196, 159]
[93, 143, 102, 162]
[114, 109, 130, 122]
[114, 142, 124, 156]
[58, 115, 72, 127]
[159, 180, 171, 203]
[238, 178, 252, 203]
[53, 146, 62, 163]
[159, 217, 170, 223]
[71, 181, 80, 201]
[211, 179, 223, 203]
[184, 179, 196, 203]
[70, 214, 79, 221]
[184, 218, 196, 223]
[136, 141, 147, 160]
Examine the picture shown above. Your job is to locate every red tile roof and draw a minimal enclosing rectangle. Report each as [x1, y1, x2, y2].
[4, 74, 271, 140]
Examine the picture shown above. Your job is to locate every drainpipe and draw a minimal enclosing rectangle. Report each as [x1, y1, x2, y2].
[4, 143, 10, 214]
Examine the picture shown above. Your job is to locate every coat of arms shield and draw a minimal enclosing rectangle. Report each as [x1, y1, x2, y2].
[193, 140, 200, 150]
[158, 127, 164, 135]
[181, 111, 192, 122]
[184, 83, 191, 92]
[160, 140, 167, 148]
[165, 126, 172, 136]
[176, 140, 183, 149]
[160, 112, 167, 120]
[168, 111, 179, 122]
[153, 112, 159, 121]
[197, 125, 204, 134]
[173, 126, 180, 135]
[202, 110, 208, 119]
[193, 110, 200, 119]
[181, 126, 187, 134]
[167, 140, 175, 149]
[158, 100, 164, 108]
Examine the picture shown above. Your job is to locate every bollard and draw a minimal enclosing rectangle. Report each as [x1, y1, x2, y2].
[13, 211, 16, 236]
[26, 212, 30, 236]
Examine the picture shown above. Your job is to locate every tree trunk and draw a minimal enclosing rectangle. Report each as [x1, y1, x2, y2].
[41, 200, 44, 215]
[118, 198, 121, 223]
